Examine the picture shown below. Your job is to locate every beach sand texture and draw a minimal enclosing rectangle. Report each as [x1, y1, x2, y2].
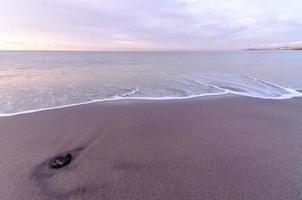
[0, 96, 302, 200]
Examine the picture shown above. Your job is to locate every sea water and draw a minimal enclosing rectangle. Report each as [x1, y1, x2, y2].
[0, 50, 301, 116]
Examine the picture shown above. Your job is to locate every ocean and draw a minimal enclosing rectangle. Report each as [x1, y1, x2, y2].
[0, 50, 301, 116]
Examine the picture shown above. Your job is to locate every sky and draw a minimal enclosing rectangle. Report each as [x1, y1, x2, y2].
[0, 0, 302, 51]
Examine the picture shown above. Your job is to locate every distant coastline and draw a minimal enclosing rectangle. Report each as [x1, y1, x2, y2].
[246, 41, 302, 51]
[246, 47, 302, 51]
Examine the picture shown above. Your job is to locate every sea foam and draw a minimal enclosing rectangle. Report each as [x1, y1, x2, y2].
[0, 73, 301, 117]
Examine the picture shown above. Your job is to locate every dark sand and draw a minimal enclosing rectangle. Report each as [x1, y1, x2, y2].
[0, 96, 302, 200]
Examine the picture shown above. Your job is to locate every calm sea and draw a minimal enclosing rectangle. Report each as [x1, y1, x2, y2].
[0, 50, 301, 115]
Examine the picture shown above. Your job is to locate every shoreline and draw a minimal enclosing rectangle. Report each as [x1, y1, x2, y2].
[1, 91, 302, 118]
[0, 92, 228, 117]
[1, 96, 302, 199]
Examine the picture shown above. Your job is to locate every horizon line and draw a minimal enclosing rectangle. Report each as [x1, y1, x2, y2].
[0, 49, 245, 52]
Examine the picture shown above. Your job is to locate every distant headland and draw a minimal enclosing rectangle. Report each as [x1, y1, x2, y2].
[246, 41, 302, 50]
[246, 47, 302, 51]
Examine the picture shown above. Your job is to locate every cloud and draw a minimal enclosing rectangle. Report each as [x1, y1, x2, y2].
[0, 0, 302, 50]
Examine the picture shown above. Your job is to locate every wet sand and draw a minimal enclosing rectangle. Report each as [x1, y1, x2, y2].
[0, 96, 302, 200]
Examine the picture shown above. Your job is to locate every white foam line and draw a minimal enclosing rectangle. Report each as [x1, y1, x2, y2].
[245, 77, 302, 99]
[115, 88, 139, 97]
[226, 90, 302, 100]
[0, 91, 228, 117]
[197, 76, 302, 100]
[216, 86, 302, 100]
[1, 79, 301, 118]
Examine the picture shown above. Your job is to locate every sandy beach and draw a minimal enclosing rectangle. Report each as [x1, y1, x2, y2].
[0, 95, 302, 200]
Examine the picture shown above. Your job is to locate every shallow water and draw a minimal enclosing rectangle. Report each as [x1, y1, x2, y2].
[0, 50, 301, 115]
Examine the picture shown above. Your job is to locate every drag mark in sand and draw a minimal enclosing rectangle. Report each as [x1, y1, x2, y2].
[30, 121, 120, 199]
[30, 146, 88, 199]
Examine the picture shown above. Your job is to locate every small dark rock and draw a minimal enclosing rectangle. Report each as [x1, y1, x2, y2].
[49, 153, 72, 169]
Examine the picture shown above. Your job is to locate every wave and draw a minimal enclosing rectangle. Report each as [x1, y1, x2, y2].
[115, 88, 139, 97]
[0, 74, 301, 117]
[187, 73, 302, 99]
[0, 91, 228, 117]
